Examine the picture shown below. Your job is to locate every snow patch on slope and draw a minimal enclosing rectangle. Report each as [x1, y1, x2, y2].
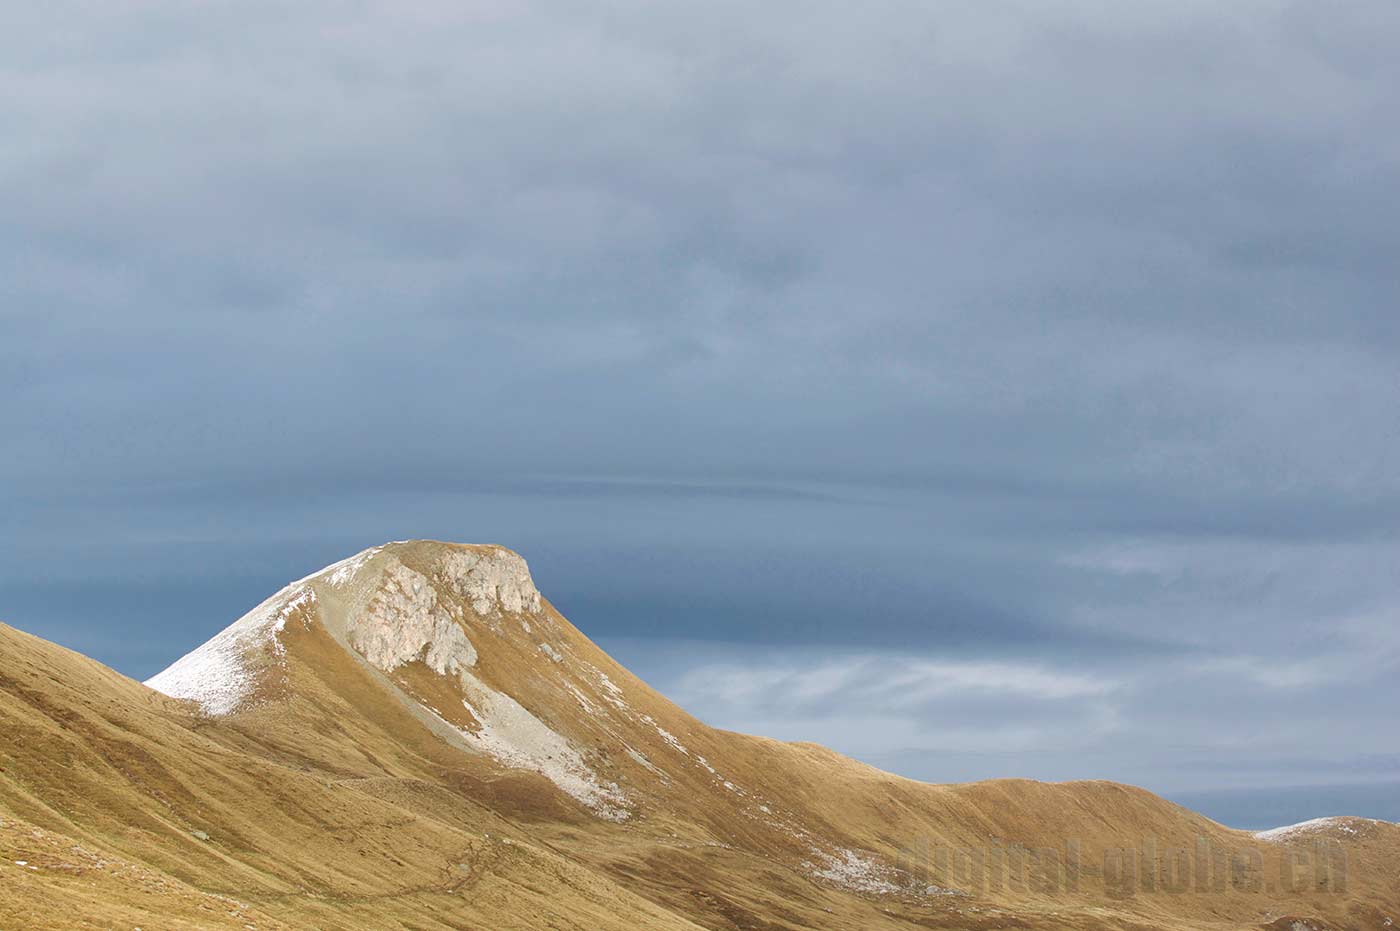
[654, 725, 689, 756]
[1255, 816, 1391, 842]
[626, 746, 668, 781]
[565, 683, 599, 715]
[145, 586, 315, 715]
[454, 672, 629, 820]
[804, 847, 902, 895]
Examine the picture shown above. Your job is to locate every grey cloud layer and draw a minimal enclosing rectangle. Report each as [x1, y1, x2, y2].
[4, 0, 1398, 801]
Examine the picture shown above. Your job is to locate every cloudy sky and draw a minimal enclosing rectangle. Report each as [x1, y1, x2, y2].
[4, 0, 1398, 826]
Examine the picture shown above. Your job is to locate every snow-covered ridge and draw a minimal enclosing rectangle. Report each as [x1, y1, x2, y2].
[1254, 816, 1393, 842]
[145, 585, 315, 716]
[142, 544, 400, 714]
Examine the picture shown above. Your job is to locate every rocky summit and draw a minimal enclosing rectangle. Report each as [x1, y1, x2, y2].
[1, 541, 1396, 930]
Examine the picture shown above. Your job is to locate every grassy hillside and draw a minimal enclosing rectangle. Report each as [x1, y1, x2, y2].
[1, 541, 1395, 930]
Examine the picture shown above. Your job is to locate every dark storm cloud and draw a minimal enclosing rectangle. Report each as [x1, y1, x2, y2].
[3, 0, 1399, 806]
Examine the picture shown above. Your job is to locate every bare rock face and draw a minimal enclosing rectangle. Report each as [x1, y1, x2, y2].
[334, 545, 627, 819]
[437, 548, 542, 616]
[342, 545, 542, 678]
[347, 560, 478, 676]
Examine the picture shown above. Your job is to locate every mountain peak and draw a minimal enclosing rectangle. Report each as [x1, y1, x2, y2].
[145, 539, 638, 819]
[313, 540, 540, 610]
[144, 541, 542, 717]
[13, 548, 1400, 929]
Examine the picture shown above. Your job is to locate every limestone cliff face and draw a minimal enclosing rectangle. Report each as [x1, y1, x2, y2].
[437, 547, 542, 616]
[347, 559, 479, 678]
[341, 543, 542, 678]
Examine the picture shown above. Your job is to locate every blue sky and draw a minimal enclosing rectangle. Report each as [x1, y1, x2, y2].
[4, 0, 1398, 825]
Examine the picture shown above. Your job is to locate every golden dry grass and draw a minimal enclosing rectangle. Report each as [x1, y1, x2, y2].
[1, 541, 1395, 930]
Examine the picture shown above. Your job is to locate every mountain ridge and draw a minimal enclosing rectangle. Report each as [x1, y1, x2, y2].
[2, 539, 1397, 930]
